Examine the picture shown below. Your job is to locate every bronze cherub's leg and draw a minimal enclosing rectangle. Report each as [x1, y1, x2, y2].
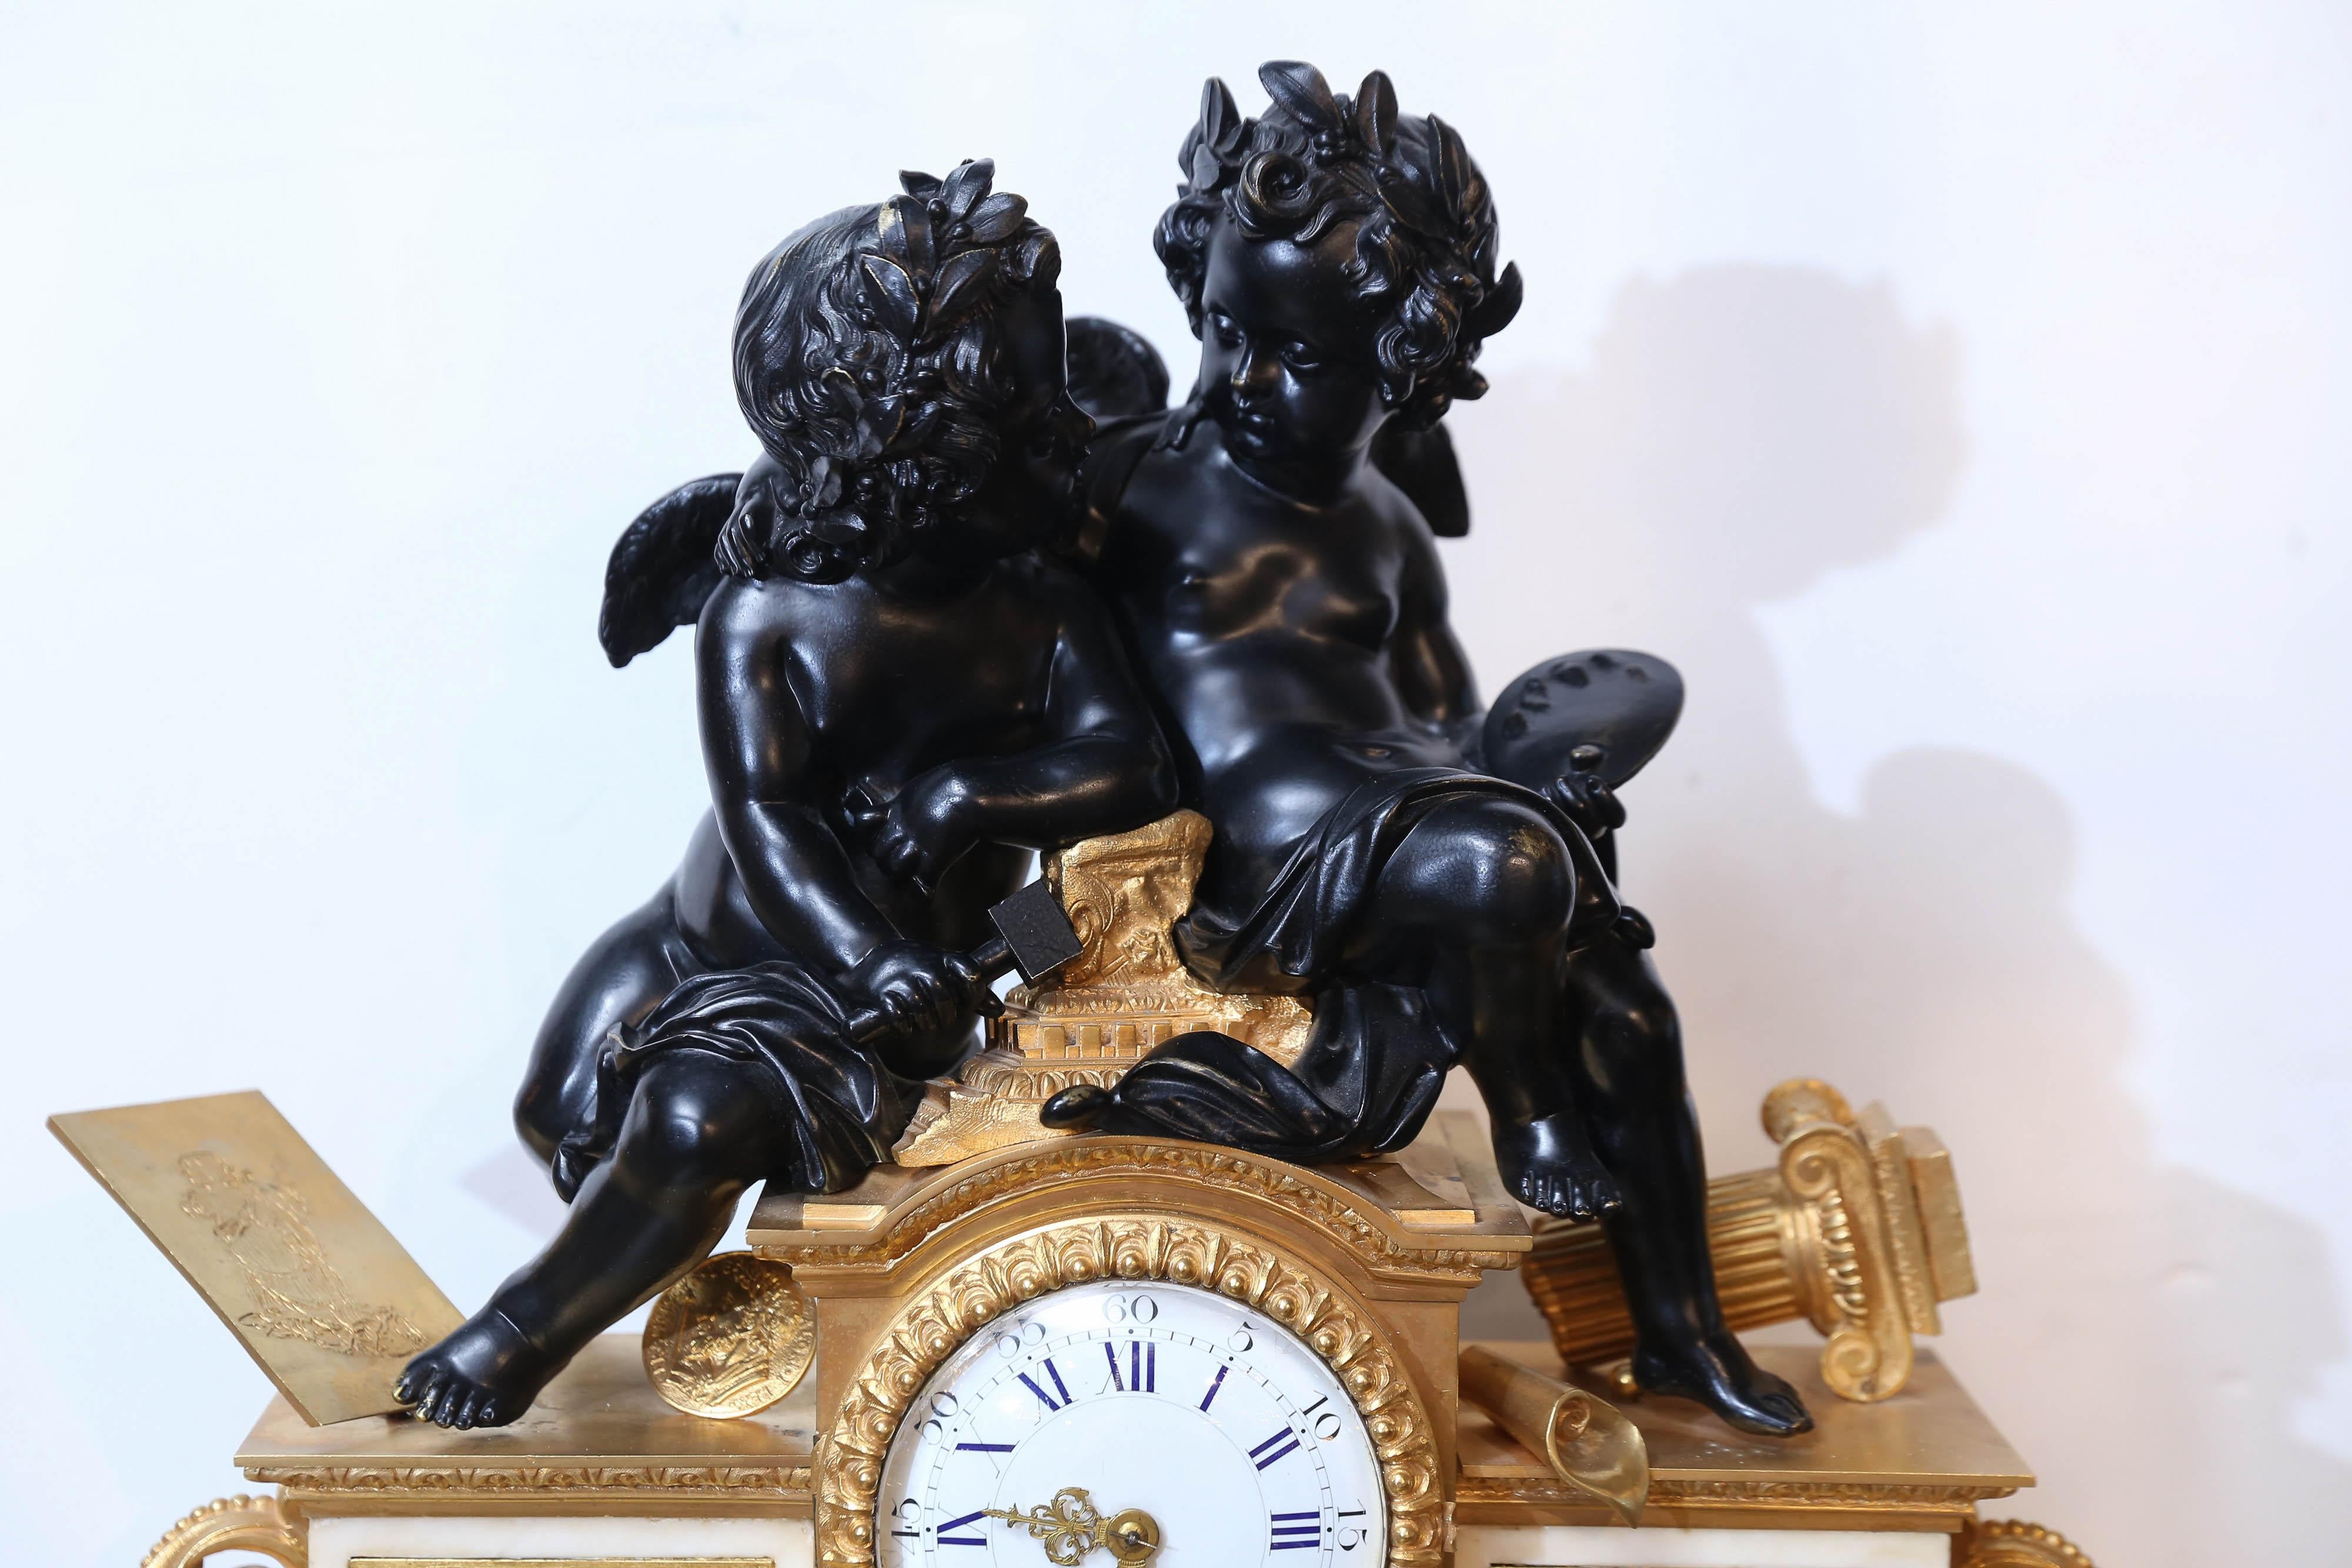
[1562, 936, 1812, 1436]
[512, 885, 701, 1178]
[399, 1052, 790, 1428]
[1363, 797, 1626, 1223]
[1050, 795, 1624, 1216]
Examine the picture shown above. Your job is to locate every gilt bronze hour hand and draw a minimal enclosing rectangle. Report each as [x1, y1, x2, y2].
[985, 1488, 1161, 1565]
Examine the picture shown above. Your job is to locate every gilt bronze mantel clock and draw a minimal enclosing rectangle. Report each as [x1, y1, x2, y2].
[760, 1124, 1518, 1568]
[62, 58, 2098, 1568]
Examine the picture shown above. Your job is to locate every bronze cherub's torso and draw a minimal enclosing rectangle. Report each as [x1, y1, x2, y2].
[675, 555, 1111, 971]
[1094, 419, 1469, 905]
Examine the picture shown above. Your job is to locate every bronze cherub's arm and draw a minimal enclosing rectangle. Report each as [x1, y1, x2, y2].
[694, 579, 900, 969]
[1386, 509, 1485, 755]
[863, 576, 1179, 891]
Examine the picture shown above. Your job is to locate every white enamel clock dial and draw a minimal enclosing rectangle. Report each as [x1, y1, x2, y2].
[874, 1278, 1387, 1568]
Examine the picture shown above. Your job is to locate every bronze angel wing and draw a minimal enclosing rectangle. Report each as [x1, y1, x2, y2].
[1065, 316, 1172, 422]
[596, 473, 742, 667]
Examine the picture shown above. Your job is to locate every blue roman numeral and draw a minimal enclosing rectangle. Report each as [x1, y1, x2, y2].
[1251, 1427, 1302, 1470]
[1018, 1371, 1063, 1412]
[1097, 1341, 1154, 1393]
[1200, 1363, 1229, 1411]
[938, 1507, 988, 1546]
[1017, 1356, 1073, 1412]
[1270, 1509, 1320, 1550]
[956, 1442, 1015, 1452]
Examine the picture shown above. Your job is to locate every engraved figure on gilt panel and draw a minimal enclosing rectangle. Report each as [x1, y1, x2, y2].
[178, 1152, 430, 1358]
[395, 162, 1175, 1427]
[1040, 62, 1810, 1435]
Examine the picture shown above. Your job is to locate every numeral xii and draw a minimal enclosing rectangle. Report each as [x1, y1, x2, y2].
[1102, 1339, 1156, 1393]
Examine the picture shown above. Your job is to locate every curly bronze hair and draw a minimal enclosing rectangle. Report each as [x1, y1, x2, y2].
[1154, 62, 1522, 430]
[724, 160, 1060, 582]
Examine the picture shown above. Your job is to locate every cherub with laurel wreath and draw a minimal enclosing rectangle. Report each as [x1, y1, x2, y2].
[396, 162, 1175, 1428]
[1042, 62, 1811, 1436]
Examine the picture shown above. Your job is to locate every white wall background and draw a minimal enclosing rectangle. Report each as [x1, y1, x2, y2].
[4, 4, 2346, 1563]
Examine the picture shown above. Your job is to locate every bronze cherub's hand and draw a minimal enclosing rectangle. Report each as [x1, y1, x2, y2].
[843, 938, 998, 1037]
[1541, 745, 1628, 841]
[844, 770, 978, 895]
[1542, 746, 1649, 951]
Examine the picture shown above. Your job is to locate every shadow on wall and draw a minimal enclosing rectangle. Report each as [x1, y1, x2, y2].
[461, 1142, 572, 1241]
[1446, 265, 2351, 1565]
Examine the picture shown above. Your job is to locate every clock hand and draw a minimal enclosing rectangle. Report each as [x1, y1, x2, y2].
[984, 1489, 1102, 1567]
[983, 1488, 1161, 1566]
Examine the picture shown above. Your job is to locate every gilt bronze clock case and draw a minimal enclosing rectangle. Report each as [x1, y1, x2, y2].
[746, 1115, 1531, 1568]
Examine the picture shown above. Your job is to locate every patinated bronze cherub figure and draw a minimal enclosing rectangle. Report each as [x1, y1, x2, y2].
[396, 163, 1175, 1427]
[1043, 64, 1810, 1436]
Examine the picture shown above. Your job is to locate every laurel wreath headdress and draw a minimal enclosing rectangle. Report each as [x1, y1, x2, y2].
[1162, 62, 1523, 421]
[777, 159, 1053, 520]
[728, 159, 1057, 580]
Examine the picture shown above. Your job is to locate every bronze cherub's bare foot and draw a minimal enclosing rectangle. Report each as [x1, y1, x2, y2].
[1493, 1111, 1623, 1222]
[1634, 1330, 1815, 1437]
[395, 1305, 561, 1430]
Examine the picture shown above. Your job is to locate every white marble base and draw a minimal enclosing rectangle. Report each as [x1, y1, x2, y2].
[307, 1513, 813, 1567]
[1454, 1523, 1950, 1567]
